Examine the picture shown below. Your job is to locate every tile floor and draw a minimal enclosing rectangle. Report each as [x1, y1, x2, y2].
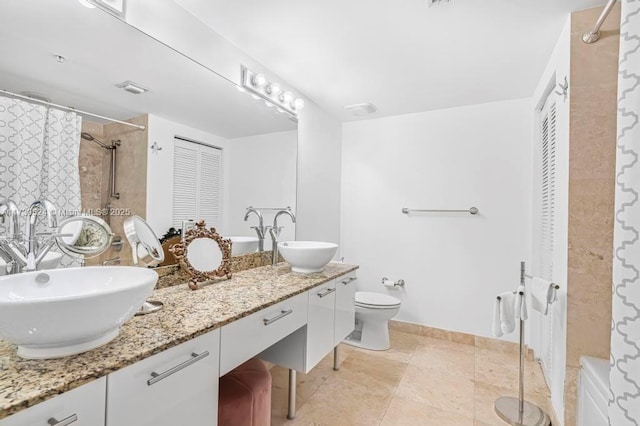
[269, 329, 551, 425]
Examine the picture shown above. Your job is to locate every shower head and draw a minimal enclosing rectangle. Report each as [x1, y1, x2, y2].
[80, 132, 95, 141]
[80, 132, 109, 149]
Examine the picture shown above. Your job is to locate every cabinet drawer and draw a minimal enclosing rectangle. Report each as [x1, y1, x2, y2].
[106, 329, 220, 426]
[307, 280, 336, 369]
[0, 377, 106, 426]
[220, 292, 307, 376]
[335, 271, 357, 345]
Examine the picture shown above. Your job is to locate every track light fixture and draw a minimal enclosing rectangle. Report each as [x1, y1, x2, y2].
[240, 65, 305, 116]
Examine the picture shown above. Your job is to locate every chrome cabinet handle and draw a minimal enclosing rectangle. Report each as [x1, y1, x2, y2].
[263, 309, 293, 326]
[341, 277, 357, 285]
[147, 351, 210, 386]
[317, 288, 336, 298]
[47, 414, 78, 426]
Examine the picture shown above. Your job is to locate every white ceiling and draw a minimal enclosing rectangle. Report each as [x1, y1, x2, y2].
[175, 0, 605, 121]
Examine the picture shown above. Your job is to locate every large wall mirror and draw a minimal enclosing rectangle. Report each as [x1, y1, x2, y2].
[0, 1, 298, 266]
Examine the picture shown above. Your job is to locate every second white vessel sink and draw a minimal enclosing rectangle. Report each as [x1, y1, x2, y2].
[229, 236, 259, 256]
[0, 266, 158, 359]
[278, 241, 339, 273]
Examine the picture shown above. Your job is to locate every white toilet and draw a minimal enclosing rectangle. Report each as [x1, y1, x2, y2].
[344, 291, 401, 350]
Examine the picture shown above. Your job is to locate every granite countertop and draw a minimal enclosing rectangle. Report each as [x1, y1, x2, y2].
[0, 262, 358, 419]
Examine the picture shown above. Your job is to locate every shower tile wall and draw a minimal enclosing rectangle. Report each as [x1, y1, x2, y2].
[79, 121, 106, 215]
[101, 114, 149, 266]
[564, 4, 620, 425]
[78, 115, 149, 266]
[79, 121, 107, 266]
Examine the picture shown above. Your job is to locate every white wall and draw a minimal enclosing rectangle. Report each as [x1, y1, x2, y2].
[341, 98, 532, 341]
[146, 114, 229, 237]
[125, 0, 343, 246]
[296, 102, 343, 249]
[226, 130, 298, 243]
[530, 17, 571, 425]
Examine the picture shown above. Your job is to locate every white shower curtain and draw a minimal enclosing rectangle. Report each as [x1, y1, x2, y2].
[0, 96, 82, 265]
[609, 1, 640, 425]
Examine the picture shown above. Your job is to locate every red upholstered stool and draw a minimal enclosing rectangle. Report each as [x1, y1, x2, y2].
[218, 358, 272, 426]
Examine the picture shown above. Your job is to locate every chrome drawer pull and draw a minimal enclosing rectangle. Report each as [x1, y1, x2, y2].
[47, 414, 78, 426]
[317, 288, 336, 298]
[263, 309, 293, 326]
[147, 351, 210, 386]
[341, 277, 357, 285]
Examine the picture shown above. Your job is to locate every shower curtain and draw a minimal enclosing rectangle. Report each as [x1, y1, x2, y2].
[609, 1, 640, 425]
[0, 96, 82, 266]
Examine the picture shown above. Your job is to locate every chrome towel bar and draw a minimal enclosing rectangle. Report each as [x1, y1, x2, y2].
[247, 206, 291, 212]
[402, 207, 479, 215]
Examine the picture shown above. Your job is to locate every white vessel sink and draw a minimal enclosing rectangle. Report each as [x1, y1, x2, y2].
[0, 251, 63, 276]
[229, 236, 259, 256]
[0, 266, 158, 359]
[277, 241, 339, 273]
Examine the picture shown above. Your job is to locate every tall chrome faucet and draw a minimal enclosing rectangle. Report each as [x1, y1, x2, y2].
[0, 199, 59, 273]
[0, 200, 21, 273]
[244, 208, 266, 251]
[269, 209, 296, 266]
[25, 200, 58, 257]
[0, 200, 20, 240]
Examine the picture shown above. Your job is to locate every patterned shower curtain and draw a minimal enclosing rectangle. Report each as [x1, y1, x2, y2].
[0, 96, 82, 265]
[609, 1, 640, 424]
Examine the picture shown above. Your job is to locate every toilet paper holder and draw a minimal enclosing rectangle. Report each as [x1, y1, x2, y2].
[381, 277, 405, 287]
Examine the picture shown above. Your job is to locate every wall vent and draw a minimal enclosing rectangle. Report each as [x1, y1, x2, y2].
[344, 103, 377, 116]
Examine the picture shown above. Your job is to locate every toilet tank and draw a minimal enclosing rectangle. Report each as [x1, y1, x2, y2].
[577, 356, 609, 426]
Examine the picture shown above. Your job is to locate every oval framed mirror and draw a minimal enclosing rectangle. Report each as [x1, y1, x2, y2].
[55, 215, 114, 258]
[123, 215, 165, 267]
[170, 220, 232, 290]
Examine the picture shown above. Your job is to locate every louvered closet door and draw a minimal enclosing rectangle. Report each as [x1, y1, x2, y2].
[172, 138, 222, 230]
[198, 148, 221, 228]
[538, 91, 557, 385]
[539, 94, 556, 283]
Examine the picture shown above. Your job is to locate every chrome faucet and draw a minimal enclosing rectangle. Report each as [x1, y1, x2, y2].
[268, 209, 296, 266]
[25, 200, 58, 256]
[0, 199, 25, 273]
[0, 199, 59, 273]
[0, 200, 20, 240]
[244, 208, 266, 251]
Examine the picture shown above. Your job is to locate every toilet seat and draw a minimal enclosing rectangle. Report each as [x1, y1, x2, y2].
[355, 291, 401, 309]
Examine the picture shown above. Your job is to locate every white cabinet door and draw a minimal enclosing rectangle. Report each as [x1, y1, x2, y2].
[219, 292, 308, 376]
[106, 329, 220, 426]
[0, 377, 106, 426]
[306, 280, 336, 369]
[335, 272, 357, 345]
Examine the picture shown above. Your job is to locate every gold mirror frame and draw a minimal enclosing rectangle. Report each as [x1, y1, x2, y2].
[169, 221, 232, 290]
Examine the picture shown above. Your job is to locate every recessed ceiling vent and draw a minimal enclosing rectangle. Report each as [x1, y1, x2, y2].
[115, 80, 149, 95]
[425, 0, 451, 7]
[344, 103, 377, 116]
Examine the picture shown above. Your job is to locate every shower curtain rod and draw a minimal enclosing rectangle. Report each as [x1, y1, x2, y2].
[0, 89, 146, 130]
[582, 0, 618, 44]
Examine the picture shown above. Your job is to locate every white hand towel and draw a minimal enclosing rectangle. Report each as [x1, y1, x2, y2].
[531, 277, 551, 314]
[498, 291, 516, 334]
[515, 285, 528, 321]
[492, 298, 503, 337]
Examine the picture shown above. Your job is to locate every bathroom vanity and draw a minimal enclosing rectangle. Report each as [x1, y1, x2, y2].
[0, 262, 358, 425]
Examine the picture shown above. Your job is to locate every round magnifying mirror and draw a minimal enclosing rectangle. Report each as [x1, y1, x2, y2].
[186, 238, 223, 272]
[123, 216, 164, 267]
[55, 215, 114, 258]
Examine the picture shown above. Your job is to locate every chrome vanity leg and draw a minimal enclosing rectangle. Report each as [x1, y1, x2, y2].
[333, 346, 340, 371]
[287, 369, 296, 419]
